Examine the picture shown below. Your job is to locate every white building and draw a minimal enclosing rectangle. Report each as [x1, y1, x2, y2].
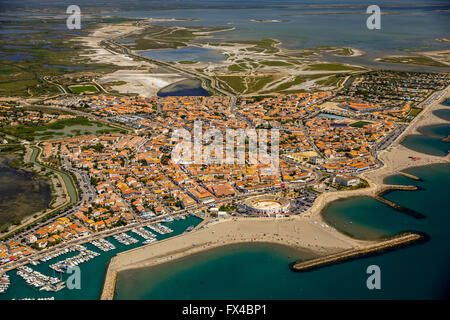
[333, 174, 360, 186]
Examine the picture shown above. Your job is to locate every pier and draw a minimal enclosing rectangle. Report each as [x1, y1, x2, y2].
[397, 171, 422, 181]
[290, 232, 428, 272]
[374, 185, 425, 219]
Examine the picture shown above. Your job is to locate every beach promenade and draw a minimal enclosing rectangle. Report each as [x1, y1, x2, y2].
[101, 87, 449, 300]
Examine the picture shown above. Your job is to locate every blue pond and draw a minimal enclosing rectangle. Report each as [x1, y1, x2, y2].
[140, 46, 225, 63]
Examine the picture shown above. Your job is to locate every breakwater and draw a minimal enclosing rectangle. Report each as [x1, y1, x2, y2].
[289, 232, 428, 273]
[397, 171, 422, 181]
[375, 185, 425, 219]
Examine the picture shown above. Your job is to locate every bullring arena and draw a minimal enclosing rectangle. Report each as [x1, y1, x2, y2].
[239, 195, 291, 216]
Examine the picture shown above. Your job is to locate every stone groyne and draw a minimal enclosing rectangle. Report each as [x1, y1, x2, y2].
[289, 232, 428, 273]
[101, 260, 117, 300]
[397, 171, 422, 181]
[375, 185, 425, 219]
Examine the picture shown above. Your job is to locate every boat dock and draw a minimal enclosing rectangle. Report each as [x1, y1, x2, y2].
[16, 266, 65, 292]
[40, 248, 77, 263]
[131, 227, 157, 241]
[147, 223, 173, 235]
[49, 245, 100, 273]
[0, 273, 10, 294]
[113, 233, 139, 245]
[290, 232, 428, 273]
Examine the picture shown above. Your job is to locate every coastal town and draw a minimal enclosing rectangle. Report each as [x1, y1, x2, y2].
[0, 65, 449, 299]
[0, 1, 449, 303]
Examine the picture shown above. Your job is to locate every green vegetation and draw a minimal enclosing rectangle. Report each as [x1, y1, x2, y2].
[334, 47, 354, 56]
[316, 74, 345, 87]
[240, 39, 280, 54]
[408, 107, 422, 117]
[350, 121, 371, 128]
[265, 73, 335, 93]
[0, 62, 60, 97]
[332, 179, 369, 191]
[69, 85, 99, 94]
[260, 60, 292, 67]
[306, 63, 362, 71]
[2, 117, 120, 141]
[218, 76, 246, 93]
[217, 75, 275, 94]
[0, 144, 23, 154]
[131, 25, 233, 50]
[178, 60, 198, 64]
[0, 17, 127, 97]
[228, 63, 247, 72]
[378, 56, 448, 67]
[219, 203, 236, 212]
[246, 75, 274, 93]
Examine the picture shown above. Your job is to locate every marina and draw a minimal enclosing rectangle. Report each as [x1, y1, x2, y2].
[147, 223, 174, 235]
[0, 273, 10, 294]
[90, 239, 116, 252]
[112, 233, 139, 246]
[40, 248, 75, 263]
[131, 227, 157, 241]
[49, 246, 100, 273]
[16, 266, 65, 292]
[0, 216, 201, 300]
[164, 216, 174, 223]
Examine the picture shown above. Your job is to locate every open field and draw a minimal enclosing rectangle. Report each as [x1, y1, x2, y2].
[69, 85, 99, 94]
[350, 121, 371, 128]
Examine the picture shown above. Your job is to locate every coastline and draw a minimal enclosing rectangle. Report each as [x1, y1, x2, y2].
[101, 216, 376, 300]
[306, 86, 450, 224]
[101, 85, 450, 300]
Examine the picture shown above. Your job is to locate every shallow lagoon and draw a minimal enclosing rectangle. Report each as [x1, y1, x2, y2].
[0, 156, 52, 229]
[140, 46, 225, 63]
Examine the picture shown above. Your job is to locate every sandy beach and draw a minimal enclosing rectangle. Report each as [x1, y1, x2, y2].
[101, 86, 449, 300]
[101, 216, 375, 299]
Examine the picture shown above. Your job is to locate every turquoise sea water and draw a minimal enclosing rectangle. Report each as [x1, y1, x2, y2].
[400, 134, 449, 157]
[0, 216, 202, 300]
[114, 163, 450, 300]
[114, 101, 450, 300]
[432, 109, 450, 122]
[401, 101, 450, 156]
